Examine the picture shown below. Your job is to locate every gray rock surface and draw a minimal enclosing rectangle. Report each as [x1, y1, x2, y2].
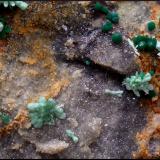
[56, 63, 146, 159]
[0, 63, 146, 159]
[54, 22, 139, 75]
[53, 1, 152, 75]
[117, 1, 151, 33]
[0, 1, 153, 159]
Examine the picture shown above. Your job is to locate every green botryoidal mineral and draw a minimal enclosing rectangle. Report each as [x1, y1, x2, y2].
[123, 72, 153, 97]
[27, 97, 66, 128]
[132, 35, 157, 52]
[136, 41, 147, 51]
[106, 11, 119, 24]
[101, 6, 109, 14]
[94, 2, 119, 23]
[147, 21, 156, 31]
[0, 112, 11, 125]
[66, 130, 79, 143]
[147, 38, 157, 51]
[94, 2, 103, 11]
[112, 32, 122, 44]
[132, 35, 147, 46]
[94, 2, 108, 14]
[0, 17, 11, 39]
[0, 1, 28, 10]
[102, 21, 113, 32]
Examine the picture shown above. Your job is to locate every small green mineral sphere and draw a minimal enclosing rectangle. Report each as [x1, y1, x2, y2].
[106, 11, 112, 20]
[147, 90, 156, 99]
[147, 39, 157, 51]
[111, 12, 119, 24]
[85, 60, 91, 65]
[106, 12, 119, 24]
[147, 21, 156, 31]
[111, 16, 119, 24]
[102, 21, 113, 32]
[133, 35, 145, 45]
[136, 41, 147, 51]
[94, 2, 103, 11]
[111, 12, 118, 17]
[101, 6, 109, 14]
[149, 70, 155, 76]
[112, 32, 122, 44]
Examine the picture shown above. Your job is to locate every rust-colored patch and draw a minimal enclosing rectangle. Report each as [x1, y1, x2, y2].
[41, 78, 70, 99]
[12, 11, 38, 36]
[28, 78, 70, 103]
[0, 2, 71, 138]
[0, 108, 28, 137]
[150, 4, 160, 21]
[134, 45, 160, 158]
[134, 52, 160, 158]
[133, 3, 160, 158]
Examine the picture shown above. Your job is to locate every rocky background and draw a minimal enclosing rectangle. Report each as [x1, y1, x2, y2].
[0, 1, 156, 159]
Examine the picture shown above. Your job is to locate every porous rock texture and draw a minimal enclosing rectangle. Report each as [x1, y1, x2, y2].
[0, 1, 153, 159]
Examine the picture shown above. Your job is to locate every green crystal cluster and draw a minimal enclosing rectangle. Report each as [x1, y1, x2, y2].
[102, 21, 113, 32]
[94, 2, 122, 44]
[66, 130, 79, 143]
[132, 35, 157, 52]
[27, 97, 66, 128]
[0, 1, 28, 39]
[94, 2, 119, 24]
[0, 112, 11, 125]
[0, 17, 11, 39]
[106, 11, 119, 24]
[0, 1, 28, 10]
[147, 21, 156, 32]
[94, 2, 108, 14]
[123, 72, 153, 97]
[112, 32, 122, 44]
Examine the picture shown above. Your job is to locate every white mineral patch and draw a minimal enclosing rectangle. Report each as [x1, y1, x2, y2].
[35, 139, 69, 155]
[0, 22, 4, 32]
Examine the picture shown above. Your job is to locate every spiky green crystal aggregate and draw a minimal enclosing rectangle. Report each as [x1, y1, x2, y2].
[123, 72, 153, 97]
[27, 97, 66, 128]
[0, 1, 28, 10]
[66, 130, 79, 143]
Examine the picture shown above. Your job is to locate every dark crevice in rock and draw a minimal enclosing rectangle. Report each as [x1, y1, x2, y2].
[53, 25, 138, 75]
[56, 56, 126, 81]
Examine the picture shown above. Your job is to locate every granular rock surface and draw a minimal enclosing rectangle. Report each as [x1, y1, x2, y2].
[0, 1, 154, 159]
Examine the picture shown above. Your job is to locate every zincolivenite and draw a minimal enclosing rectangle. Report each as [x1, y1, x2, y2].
[112, 32, 122, 44]
[94, 2, 102, 11]
[147, 21, 156, 31]
[102, 21, 113, 32]
[136, 41, 147, 51]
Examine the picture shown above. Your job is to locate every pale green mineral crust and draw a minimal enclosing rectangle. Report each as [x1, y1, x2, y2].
[0, 1, 28, 10]
[66, 130, 79, 143]
[123, 72, 153, 97]
[105, 89, 123, 97]
[27, 97, 66, 128]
